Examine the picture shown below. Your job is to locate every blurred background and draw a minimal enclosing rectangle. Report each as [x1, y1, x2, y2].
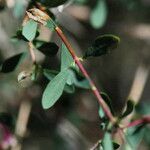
[0, 0, 150, 149]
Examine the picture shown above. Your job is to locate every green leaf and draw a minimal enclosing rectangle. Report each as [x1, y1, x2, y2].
[67, 69, 90, 89]
[61, 43, 74, 71]
[42, 70, 69, 109]
[0, 53, 24, 73]
[22, 19, 38, 41]
[113, 142, 120, 149]
[121, 100, 134, 119]
[83, 34, 120, 59]
[12, 29, 39, 42]
[64, 84, 75, 94]
[35, 40, 59, 56]
[45, 19, 56, 30]
[43, 69, 75, 94]
[99, 106, 105, 119]
[102, 132, 113, 150]
[90, 0, 107, 29]
[125, 126, 145, 150]
[13, 1, 24, 18]
[36, 0, 68, 7]
[100, 92, 114, 115]
[43, 69, 59, 81]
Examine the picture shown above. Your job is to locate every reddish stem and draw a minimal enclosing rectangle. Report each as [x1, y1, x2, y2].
[55, 26, 116, 123]
[124, 116, 150, 128]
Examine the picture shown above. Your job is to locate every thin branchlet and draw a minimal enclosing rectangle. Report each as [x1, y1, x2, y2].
[26, 8, 116, 124]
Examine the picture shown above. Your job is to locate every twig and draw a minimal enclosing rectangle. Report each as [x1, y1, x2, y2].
[90, 140, 101, 150]
[28, 42, 36, 65]
[55, 26, 116, 124]
[26, 8, 116, 124]
[11, 100, 32, 150]
[128, 64, 149, 103]
[123, 116, 150, 129]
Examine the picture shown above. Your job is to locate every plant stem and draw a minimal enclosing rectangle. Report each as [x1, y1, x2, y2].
[28, 42, 36, 64]
[55, 26, 116, 124]
[25, 7, 115, 123]
[124, 116, 150, 129]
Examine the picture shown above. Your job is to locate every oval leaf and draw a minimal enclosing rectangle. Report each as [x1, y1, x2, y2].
[83, 34, 120, 58]
[43, 69, 59, 80]
[125, 126, 145, 150]
[42, 70, 69, 109]
[22, 19, 38, 41]
[90, 0, 107, 29]
[100, 92, 114, 115]
[36, 41, 59, 56]
[61, 43, 74, 71]
[0, 53, 24, 73]
[102, 132, 113, 150]
[36, 0, 68, 7]
[121, 100, 134, 119]
[12, 29, 40, 42]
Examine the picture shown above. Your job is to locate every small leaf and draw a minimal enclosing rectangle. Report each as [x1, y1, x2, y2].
[45, 19, 56, 30]
[61, 43, 74, 71]
[43, 69, 59, 81]
[90, 0, 107, 29]
[102, 132, 113, 150]
[64, 84, 75, 94]
[42, 70, 69, 109]
[43, 69, 75, 94]
[113, 142, 120, 149]
[22, 19, 38, 41]
[67, 69, 90, 89]
[35, 40, 59, 56]
[99, 106, 105, 119]
[0, 53, 24, 73]
[36, 0, 68, 7]
[121, 100, 134, 119]
[83, 34, 120, 59]
[0, 0, 6, 11]
[101, 92, 114, 115]
[125, 126, 145, 150]
[12, 29, 39, 42]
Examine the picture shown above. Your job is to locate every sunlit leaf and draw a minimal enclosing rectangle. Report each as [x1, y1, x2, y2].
[90, 0, 107, 29]
[22, 19, 38, 41]
[43, 69, 75, 94]
[42, 70, 69, 109]
[61, 43, 74, 70]
[83, 34, 120, 59]
[12, 29, 40, 42]
[102, 132, 113, 150]
[13, 1, 25, 18]
[0, 53, 24, 73]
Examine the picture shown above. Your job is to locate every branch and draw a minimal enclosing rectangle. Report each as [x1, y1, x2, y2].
[28, 42, 36, 65]
[26, 8, 116, 124]
[123, 116, 150, 129]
